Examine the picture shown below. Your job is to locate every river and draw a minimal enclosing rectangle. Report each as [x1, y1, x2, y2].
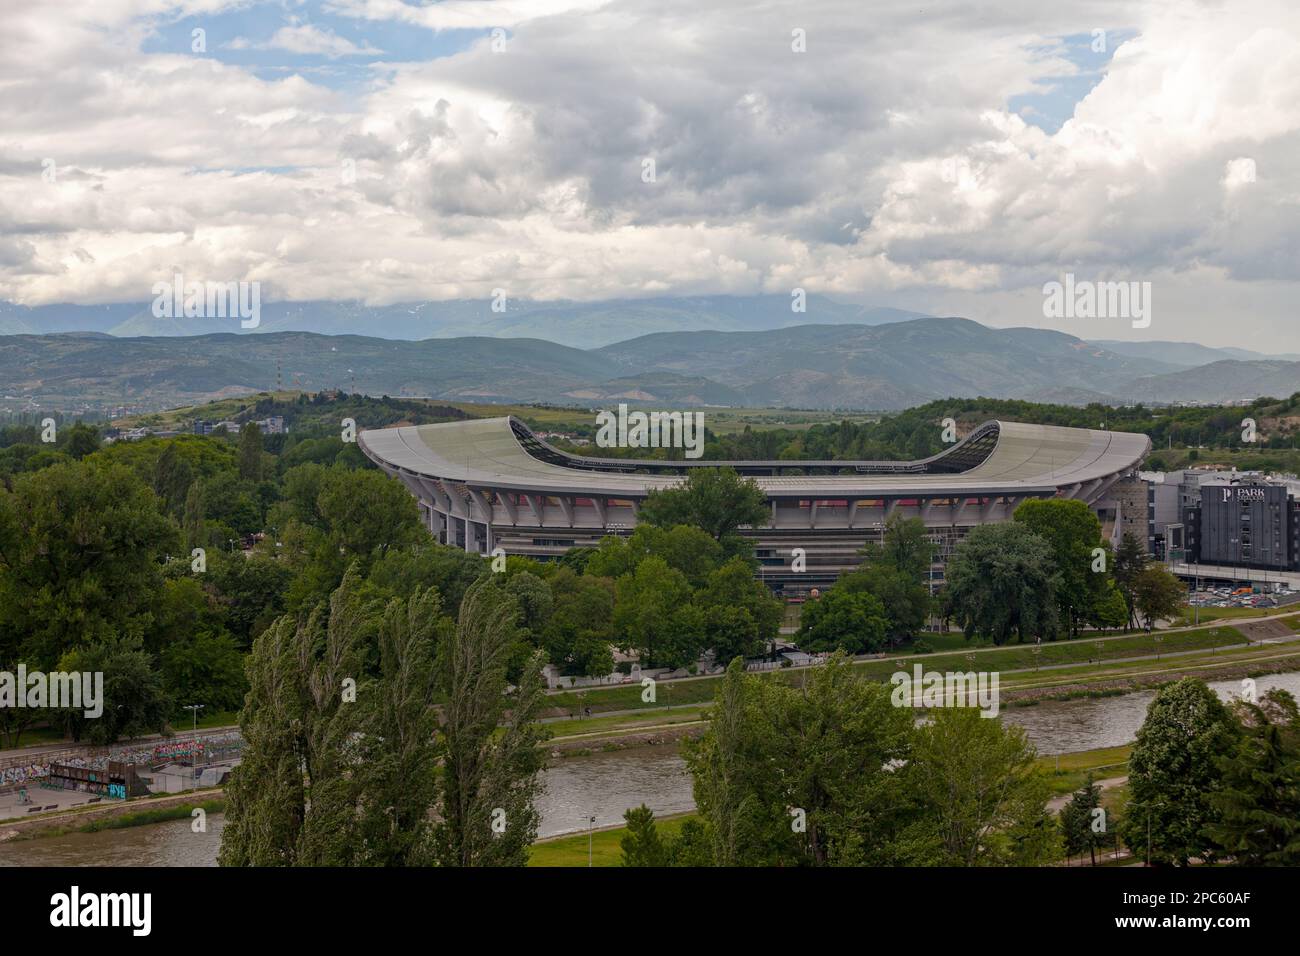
[3, 671, 1296, 866]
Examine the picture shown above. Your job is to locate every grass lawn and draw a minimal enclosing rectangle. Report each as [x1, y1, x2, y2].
[550, 678, 720, 717]
[998, 642, 1300, 694]
[919, 632, 991, 652]
[0, 724, 71, 752]
[853, 625, 1247, 682]
[1038, 745, 1131, 795]
[529, 813, 696, 867]
[189, 709, 239, 731]
[1176, 606, 1284, 624]
[547, 706, 708, 741]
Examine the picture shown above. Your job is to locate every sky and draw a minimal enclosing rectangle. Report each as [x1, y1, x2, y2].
[0, 0, 1297, 350]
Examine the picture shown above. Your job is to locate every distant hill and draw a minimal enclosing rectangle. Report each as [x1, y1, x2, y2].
[14, 295, 926, 347]
[0, 331, 614, 411]
[595, 318, 1185, 408]
[1122, 360, 1300, 404]
[6, 318, 1300, 416]
[1089, 339, 1300, 368]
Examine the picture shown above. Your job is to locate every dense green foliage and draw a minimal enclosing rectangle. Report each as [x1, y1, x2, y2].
[1203, 690, 1300, 866]
[1119, 678, 1241, 866]
[219, 571, 550, 867]
[657, 656, 1060, 867]
[0, 400, 792, 748]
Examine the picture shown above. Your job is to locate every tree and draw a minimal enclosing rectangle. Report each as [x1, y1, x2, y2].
[220, 569, 549, 868]
[182, 480, 206, 551]
[638, 467, 768, 544]
[1113, 532, 1149, 628]
[160, 629, 247, 714]
[349, 585, 449, 866]
[838, 563, 928, 645]
[620, 806, 712, 867]
[207, 551, 294, 648]
[694, 556, 782, 659]
[316, 465, 423, 560]
[620, 805, 669, 867]
[543, 568, 616, 676]
[217, 610, 311, 866]
[586, 523, 723, 587]
[1091, 581, 1130, 633]
[1014, 499, 1107, 637]
[237, 421, 264, 482]
[685, 654, 914, 866]
[900, 707, 1059, 866]
[1120, 678, 1239, 866]
[868, 514, 935, 581]
[504, 571, 553, 636]
[1059, 775, 1105, 865]
[222, 565, 376, 866]
[433, 577, 549, 867]
[1204, 690, 1300, 865]
[1132, 565, 1185, 629]
[57, 637, 173, 745]
[613, 556, 700, 669]
[0, 460, 177, 668]
[797, 588, 889, 654]
[942, 523, 1059, 644]
[152, 443, 194, 517]
[686, 659, 755, 867]
[365, 541, 487, 614]
[61, 422, 101, 460]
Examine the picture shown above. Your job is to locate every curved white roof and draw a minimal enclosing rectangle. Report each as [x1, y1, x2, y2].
[359, 416, 1150, 499]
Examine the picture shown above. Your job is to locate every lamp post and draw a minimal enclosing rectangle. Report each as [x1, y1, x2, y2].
[182, 703, 204, 783]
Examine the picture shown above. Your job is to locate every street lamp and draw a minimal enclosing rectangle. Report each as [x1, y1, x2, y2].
[182, 703, 204, 782]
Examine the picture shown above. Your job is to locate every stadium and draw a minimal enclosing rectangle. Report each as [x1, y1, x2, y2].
[359, 416, 1152, 592]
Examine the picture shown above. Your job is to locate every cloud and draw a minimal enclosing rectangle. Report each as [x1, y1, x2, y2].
[324, 0, 615, 31]
[227, 24, 383, 58]
[0, 0, 1297, 350]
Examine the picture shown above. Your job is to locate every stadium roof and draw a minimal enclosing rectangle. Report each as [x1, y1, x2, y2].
[359, 416, 1150, 499]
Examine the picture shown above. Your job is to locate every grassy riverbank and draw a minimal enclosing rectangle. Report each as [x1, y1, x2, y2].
[5, 793, 227, 841]
[74, 798, 226, 834]
[547, 620, 1297, 723]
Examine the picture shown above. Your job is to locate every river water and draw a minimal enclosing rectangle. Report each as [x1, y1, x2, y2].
[3, 671, 1296, 866]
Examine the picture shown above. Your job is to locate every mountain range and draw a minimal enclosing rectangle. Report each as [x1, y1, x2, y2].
[0, 295, 924, 349]
[5, 315, 1300, 415]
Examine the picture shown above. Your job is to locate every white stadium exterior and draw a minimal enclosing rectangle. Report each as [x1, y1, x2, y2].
[359, 416, 1152, 592]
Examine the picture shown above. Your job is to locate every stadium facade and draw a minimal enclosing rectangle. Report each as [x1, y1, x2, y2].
[359, 416, 1151, 592]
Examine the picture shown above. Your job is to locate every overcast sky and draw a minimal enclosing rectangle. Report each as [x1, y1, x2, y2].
[1, 0, 1296, 349]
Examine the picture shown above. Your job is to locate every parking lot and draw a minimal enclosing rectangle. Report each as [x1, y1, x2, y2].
[1186, 584, 1296, 610]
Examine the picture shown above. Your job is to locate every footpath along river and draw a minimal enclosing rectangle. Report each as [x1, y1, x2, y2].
[3, 671, 1297, 865]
